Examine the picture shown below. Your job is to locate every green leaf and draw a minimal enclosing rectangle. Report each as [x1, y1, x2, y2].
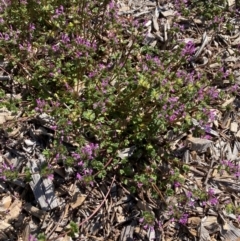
[83, 110, 95, 121]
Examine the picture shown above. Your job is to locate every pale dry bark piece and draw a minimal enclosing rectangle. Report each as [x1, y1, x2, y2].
[220, 221, 240, 241]
[0, 195, 12, 213]
[221, 111, 232, 129]
[0, 108, 12, 124]
[202, 216, 219, 230]
[210, 63, 221, 68]
[236, 130, 240, 138]
[34, 126, 54, 137]
[0, 220, 12, 231]
[4, 199, 22, 223]
[198, 217, 211, 241]
[115, 211, 126, 223]
[147, 227, 156, 240]
[192, 118, 219, 137]
[231, 36, 240, 46]
[23, 203, 47, 219]
[74, 81, 85, 96]
[186, 135, 213, 153]
[227, 0, 235, 7]
[191, 32, 210, 62]
[120, 220, 137, 241]
[160, 10, 176, 18]
[188, 228, 197, 237]
[152, 7, 159, 32]
[223, 142, 238, 161]
[28, 160, 59, 210]
[21, 224, 30, 241]
[222, 96, 236, 108]
[7, 125, 21, 138]
[117, 146, 136, 159]
[230, 122, 238, 132]
[223, 210, 237, 220]
[60, 235, 72, 241]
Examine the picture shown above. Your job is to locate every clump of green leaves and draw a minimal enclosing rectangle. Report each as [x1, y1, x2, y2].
[37, 233, 46, 241]
[67, 221, 79, 238]
[0, 0, 238, 236]
[139, 211, 155, 229]
[0, 0, 226, 180]
[226, 203, 235, 214]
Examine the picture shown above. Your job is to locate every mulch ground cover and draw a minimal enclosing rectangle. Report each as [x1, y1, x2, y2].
[1, 0, 240, 240]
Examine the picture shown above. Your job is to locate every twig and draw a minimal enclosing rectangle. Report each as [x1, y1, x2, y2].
[47, 175, 116, 241]
[78, 175, 115, 227]
[151, 183, 167, 206]
[204, 158, 215, 186]
[189, 166, 205, 176]
[93, 157, 113, 177]
[46, 204, 69, 239]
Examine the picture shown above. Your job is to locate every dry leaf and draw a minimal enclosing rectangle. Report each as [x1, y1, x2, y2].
[70, 194, 86, 209]
[0, 195, 12, 213]
[188, 216, 201, 226]
[4, 199, 22, 223]
[22, 224, 30, 241]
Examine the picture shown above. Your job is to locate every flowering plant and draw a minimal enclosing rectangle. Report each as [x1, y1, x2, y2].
[0, 0, 238, 239]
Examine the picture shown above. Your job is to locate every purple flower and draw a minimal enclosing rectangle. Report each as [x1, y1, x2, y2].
[29, 23, 35, 31]
[174, 181, 181, 187]
[168, 97, 178, 103]
[75, 51, 82, 58]
[76, 173, 82, 180]
[207, 87, 219, 98]
[83, 168, 92, 175]
[209, 197, 218, 206]
[188, 200, 195, 207]
[208, 188, 215, 196]
[78, 161, 83, 166]
[20, 0, 27, 4]
[72, 152, 80, 160]
[220, 160, 227, 165]
[52, 44, 60, 52]
[109, 0, 115, 9]
[234, 171, 240, 178]
[47, 174, 54, 180]
[143, 224, 148, 229]
[81, 143, 98, 160]
[75, 36, 83, 45]
[53, 5, 64, 18]
[58, 5, 64, 13]
[186, 191, 192, 198]
[139, 217, 144, 223]
[227, 160, 234, 168]
[4, 33, 9, 41]
[61, 33, 70, 44]
[179, 214, 188, 225]
[29, 235, 37, 241]
[201, 201, 207, 207]
[181, 41, 195, 57]
[169, 114, 177, 122]
[169, 170, 174, 175]
[203, 134, 212, 140]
